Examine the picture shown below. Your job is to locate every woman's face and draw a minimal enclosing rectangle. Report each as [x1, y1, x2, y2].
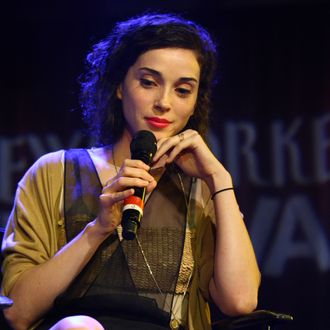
[117, 48, 200, 141]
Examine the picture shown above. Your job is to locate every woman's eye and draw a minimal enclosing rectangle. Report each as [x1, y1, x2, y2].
[140, 78, 156, 88]
[176, 87, 192, 96]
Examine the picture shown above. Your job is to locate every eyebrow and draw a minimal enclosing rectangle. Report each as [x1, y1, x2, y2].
[139, 67, 199, 84]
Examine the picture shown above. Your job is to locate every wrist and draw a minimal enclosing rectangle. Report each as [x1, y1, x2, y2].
[204, 168, 233, 196]
[84, 219, 113, 244]
[211, 187, 234, 200]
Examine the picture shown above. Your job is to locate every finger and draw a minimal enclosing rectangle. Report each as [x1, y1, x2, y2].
[178, 132, 185, 143]
[103, 176, 152, 194]
[119, 166, 155, 182]
[153, 137, 177, 162]
[163, 131, 201, 164]
[121, 159, 151, 171]
[100, 188, 135, 207]
[154, 130, 193, 162]
[146, 180, 157, 193]
[164, 143, 189, 164]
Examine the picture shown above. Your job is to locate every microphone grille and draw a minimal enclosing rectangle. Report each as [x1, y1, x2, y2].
[130, 130, 157, 157]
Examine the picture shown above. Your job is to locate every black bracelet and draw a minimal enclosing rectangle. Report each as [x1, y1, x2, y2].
[211, 187, 234, 200]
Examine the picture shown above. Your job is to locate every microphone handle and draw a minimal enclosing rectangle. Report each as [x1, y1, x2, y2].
[122, 186, 146, 240]
[121, 150, 151, 240]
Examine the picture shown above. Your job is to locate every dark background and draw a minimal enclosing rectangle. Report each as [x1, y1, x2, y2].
[1, 1, 330, 329]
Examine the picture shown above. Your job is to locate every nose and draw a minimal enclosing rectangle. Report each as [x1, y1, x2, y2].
[154, 89, 171, 112]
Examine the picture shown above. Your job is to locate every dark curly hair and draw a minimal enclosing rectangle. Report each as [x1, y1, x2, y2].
[80, 13, 218, 146]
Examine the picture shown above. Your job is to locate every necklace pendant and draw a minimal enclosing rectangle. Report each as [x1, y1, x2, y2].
[170, 318, 180, 329]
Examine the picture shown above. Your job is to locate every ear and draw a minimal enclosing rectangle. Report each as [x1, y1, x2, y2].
[116, 84, 123, 100]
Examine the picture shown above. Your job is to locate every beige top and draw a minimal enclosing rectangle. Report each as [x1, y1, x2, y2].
[1, 150, 216, 329]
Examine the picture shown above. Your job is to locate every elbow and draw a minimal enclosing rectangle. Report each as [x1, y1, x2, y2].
[220, 294, 258, 316]
[221, 272, 261, 316]
[3, 306, 34, 330]
[210, 278, 260, 317]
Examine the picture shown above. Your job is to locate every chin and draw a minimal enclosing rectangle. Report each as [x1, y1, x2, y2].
[153, 131, 175, 141]
[132, 125, 177, 141]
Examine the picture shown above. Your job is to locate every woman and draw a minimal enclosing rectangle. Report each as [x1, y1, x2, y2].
[1, 13, 260, 330]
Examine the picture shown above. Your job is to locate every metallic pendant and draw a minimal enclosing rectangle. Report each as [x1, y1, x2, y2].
[170, 318, 180, 329]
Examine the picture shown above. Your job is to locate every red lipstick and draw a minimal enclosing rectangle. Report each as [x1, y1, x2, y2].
[145, 117, 171, 129]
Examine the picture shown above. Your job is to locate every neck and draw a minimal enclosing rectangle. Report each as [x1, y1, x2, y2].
[112, 128, 133, 166]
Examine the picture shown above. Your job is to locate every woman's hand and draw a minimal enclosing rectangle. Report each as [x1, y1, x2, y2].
[95, 159, 157, 235]
[153, 129, 231, 190]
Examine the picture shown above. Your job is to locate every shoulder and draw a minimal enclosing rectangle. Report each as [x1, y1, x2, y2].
[25, 148, 91, 176]
[29, 149, 65, 174]
[18, 150, 67, 191]
[33, 149, 65, 169]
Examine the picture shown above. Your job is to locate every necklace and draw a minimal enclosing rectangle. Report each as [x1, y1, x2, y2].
[111, 146, 192, 329]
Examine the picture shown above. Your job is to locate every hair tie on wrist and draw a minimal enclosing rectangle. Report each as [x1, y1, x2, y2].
[211, 187, 234, 200]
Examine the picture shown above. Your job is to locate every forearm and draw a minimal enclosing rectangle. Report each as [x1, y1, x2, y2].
[4, 220, 109, 330]
[205, 169, 261, 316]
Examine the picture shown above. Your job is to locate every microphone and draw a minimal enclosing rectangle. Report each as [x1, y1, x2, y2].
[122, 130, 157, 240]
